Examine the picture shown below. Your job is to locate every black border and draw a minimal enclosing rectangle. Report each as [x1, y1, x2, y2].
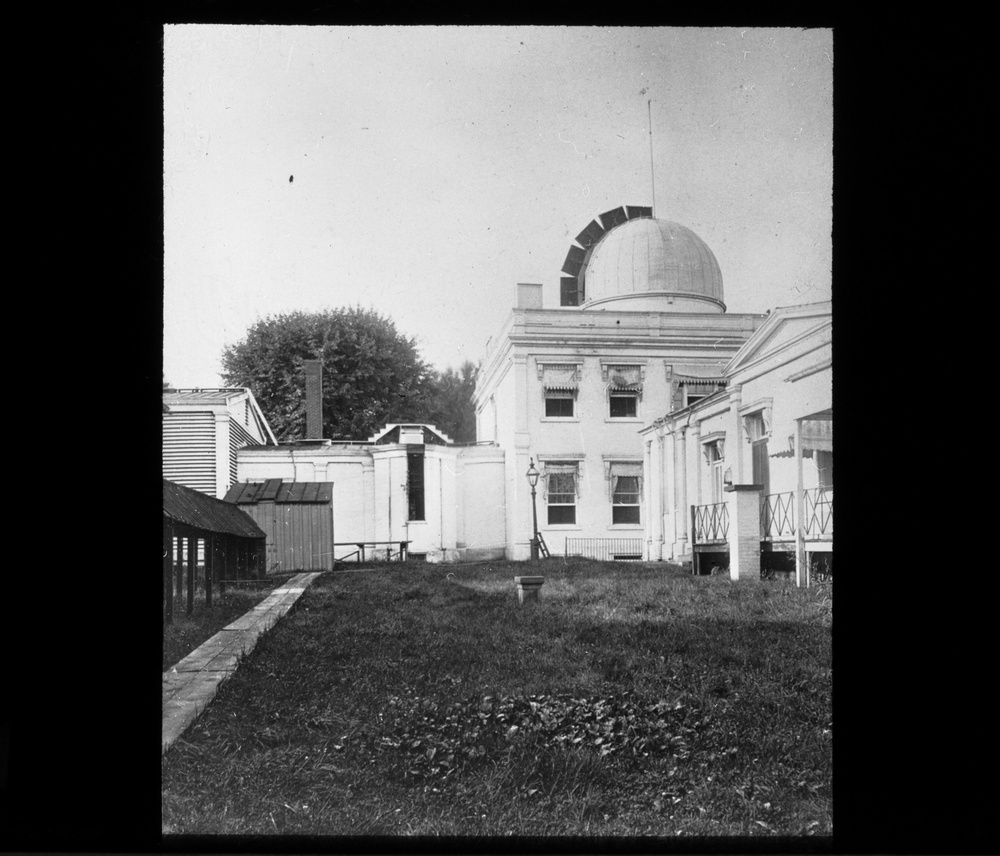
[4, 10, 986, 855]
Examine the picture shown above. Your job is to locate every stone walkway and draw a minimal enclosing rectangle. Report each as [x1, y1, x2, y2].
[162, 571, 322, 754]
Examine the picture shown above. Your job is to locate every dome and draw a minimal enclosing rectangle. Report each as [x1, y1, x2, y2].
[581, 217, 725, 312]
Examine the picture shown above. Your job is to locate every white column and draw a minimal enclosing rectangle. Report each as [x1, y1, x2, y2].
[691, 420, 702, 507]
[657, 432, 668, 560]
[644, 437, 661, 560]
[362, 459, 375, 544]
[512, 354, 533, 560]
[677, 424, 689, 555]
[729, 385, 744, 484]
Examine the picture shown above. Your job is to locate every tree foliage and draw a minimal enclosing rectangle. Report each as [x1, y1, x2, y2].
[221, 308, 479, 444]
[424, 360, 479, 444]
[221, 307, 433, 442]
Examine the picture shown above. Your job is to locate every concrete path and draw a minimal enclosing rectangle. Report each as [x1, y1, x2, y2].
[162, 572, 322, 754]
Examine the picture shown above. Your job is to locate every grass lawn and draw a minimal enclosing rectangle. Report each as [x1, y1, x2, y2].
[161, 560, 832, 837]
[163, 587, 272, 671]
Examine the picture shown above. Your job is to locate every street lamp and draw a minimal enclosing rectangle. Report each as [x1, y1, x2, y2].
[526, 458, 540, 560]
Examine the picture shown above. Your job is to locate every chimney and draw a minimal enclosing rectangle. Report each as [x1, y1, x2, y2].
[304, 359, 323, 439]
[516, 282, 543, 309]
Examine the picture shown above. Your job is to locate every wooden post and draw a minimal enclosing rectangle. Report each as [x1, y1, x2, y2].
[187, 534, 196, 617]
[205, 535, 213, 608]
[175, 532, 184, 597]
[164, 521, 173, 625]
[217, 537, 226, 596]
[794, 418, 806, 588]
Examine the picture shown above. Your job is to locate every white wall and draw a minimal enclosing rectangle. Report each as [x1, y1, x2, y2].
[456, 448, 507, 560]
[237, 439, 509, 563]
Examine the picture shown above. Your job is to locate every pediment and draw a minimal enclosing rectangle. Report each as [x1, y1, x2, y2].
[725, 302, 831, 377]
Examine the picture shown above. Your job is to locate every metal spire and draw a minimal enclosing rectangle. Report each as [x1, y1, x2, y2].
[648, 99, 656, 218]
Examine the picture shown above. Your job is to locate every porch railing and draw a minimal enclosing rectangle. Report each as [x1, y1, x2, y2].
[762, 487, 833, 540]
[692, 501, 729, 545]
[762, 492, 795, 540]
[565, 538, 644, 561]
[805, 487, 834, 537]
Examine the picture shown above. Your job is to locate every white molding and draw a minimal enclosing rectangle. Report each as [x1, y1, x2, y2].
[785, 356, 832, 383]
[738, 397, 773, 417]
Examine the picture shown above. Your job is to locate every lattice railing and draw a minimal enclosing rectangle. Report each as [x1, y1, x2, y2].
[805, 487, 834, 537]
[762, 492, 795, 540]
[564, 538, 644, 561]
[692, 502, 729, 544]
[762, 488, 833, 539]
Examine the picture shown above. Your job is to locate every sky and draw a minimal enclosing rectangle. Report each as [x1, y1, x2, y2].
[164, 26, 832, 389]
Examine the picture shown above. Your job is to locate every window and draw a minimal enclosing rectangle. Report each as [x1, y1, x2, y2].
[545, 390, 574, 418]
[703, 439, 726, 503]
[681, 381, 724, 409]
[407, 450, 425, 521]
[604, 364, 642, 418]
[539, 363, 580, 418]
[544, 464, 578, 525]
[610, 464, 642, 525]
[742, 406, 771, 495]
[815, 450, 833, 488]
[751, 437, 770, 495]
[609, 392, 638, 418]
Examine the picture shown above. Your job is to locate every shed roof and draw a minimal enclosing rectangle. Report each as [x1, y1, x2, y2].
[163, 479, 266, 538]
[224, 479, 334, 505]
[162, 388, 249, 405]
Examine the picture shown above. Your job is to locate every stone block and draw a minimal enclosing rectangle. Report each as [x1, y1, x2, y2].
[514, 575, 545, 604]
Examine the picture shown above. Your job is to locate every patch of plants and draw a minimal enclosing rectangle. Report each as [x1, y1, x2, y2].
[374, 690, 706, 782]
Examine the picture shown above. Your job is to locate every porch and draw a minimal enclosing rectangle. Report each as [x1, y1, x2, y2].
[689, 501, 730, 575]
[760, 486, 834, 582]
[688, 409, 834, 585]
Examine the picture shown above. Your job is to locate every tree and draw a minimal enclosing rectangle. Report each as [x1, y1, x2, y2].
[424, 360, 479, 444]
[221, 307, 433, 442]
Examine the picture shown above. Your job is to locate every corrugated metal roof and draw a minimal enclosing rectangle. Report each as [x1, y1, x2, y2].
[163, 479, 266, 538]
[224, 480, 334, 505]
[163, 388, 248, 405]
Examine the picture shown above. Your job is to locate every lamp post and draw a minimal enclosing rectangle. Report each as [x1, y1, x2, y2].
[527, 458, 540, 560]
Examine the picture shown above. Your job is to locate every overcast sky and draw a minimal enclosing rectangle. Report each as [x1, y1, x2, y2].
[164, 25, 832, 388]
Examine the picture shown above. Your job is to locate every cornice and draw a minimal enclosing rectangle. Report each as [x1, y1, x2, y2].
[785, 356, 833, 383]
[583, 291, 727, 312]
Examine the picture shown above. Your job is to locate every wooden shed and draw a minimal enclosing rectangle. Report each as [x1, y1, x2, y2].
[224, 480, 335, 573]
[162, 478, 267, 620]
